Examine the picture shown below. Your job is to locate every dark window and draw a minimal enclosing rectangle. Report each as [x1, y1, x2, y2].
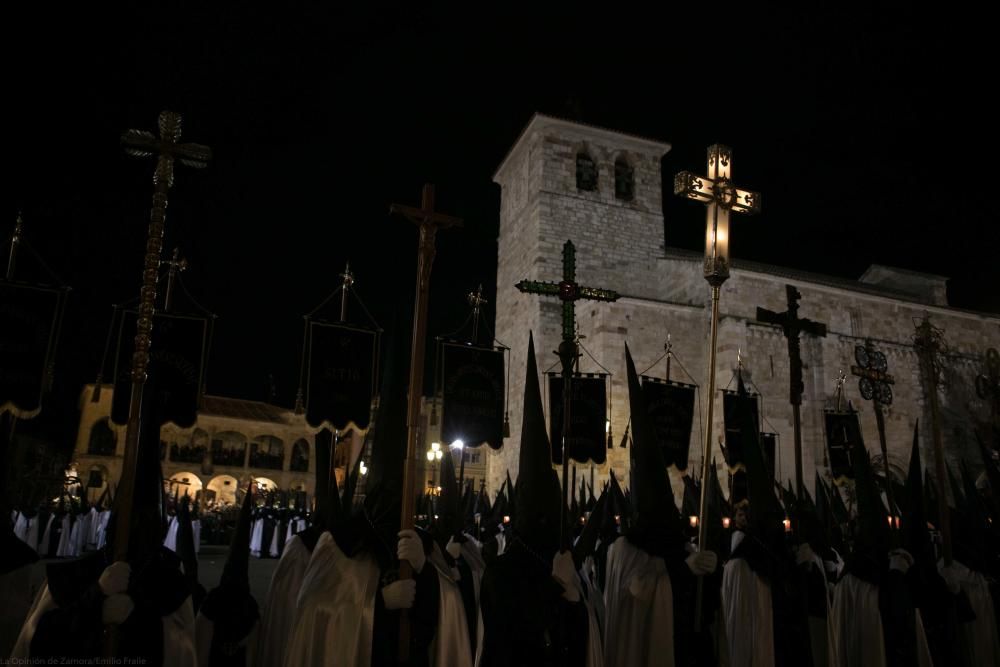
[576, 153, 598, 191]
[615, 158, 634, 200]
[87, 419, 117, 456]
[249, 436, 284, 470]
[290, 439, 310, 472]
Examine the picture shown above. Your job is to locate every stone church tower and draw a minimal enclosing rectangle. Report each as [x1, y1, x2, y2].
[490, 113, 1000, 501]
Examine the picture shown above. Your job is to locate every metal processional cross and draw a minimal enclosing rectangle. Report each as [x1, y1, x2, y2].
[516, 239, 619, 545]
[850, 340, 898, 521]
[756, 285, 827, 496]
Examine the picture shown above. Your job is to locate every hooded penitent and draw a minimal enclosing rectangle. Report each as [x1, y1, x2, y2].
[848, 442, 889, 583]
[176, 495, 205, 613]
[623, 343, 684, 558]
[199, 480, 260, 665]
[360, 316, 411, 571]
[432, 446, 462, 550]
[902, 423, 932, 564]
[512, 332, 562, 559]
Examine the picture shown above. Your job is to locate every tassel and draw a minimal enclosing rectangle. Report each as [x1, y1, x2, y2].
[503, 412, 510, 438]
[619, 422, 630, 448]
[607, 427, 613, 449]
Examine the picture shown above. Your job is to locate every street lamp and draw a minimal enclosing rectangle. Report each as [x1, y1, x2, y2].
[675, 143, 760, 631]
[450, 439, 466, 488]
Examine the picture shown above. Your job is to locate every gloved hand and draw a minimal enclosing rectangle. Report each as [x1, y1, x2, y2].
[824, 548, 845, 580]
[686, 550, 718, 576]
[382, 579, 417, 610]
[939, 562, 962, 595]
[397, 529, 426, 574]
[795, 543, 816, 567]
[99, 561, 131, 596]
[446, 536, 462, 560]
[102, 594, 134, 625]
[889, 548, 914, 574]
[552, 550, 580, 602]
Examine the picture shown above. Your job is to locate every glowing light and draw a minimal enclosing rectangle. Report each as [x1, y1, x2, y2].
[605, 419, 611, 434]
[689, 515, 699, 528]
[503, 515, 510, 524]
[435, 450, 443, 460]
[427, 451, 435, 461]
[722, 517, 731, 529]
[359, 461, 368, 476]
[451, 439, 464, 449]
[783, 518, 792, 532]
[431, 442, 441, 452]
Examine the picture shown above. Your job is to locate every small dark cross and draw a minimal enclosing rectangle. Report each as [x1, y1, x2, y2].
[159, 247, 188, 313]
[756, 285, 827, 494]
[467, 284, 487, 344]
[516, 240, 619, 344]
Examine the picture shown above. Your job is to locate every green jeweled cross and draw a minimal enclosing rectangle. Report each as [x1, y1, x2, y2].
[516, 240, 619, 343]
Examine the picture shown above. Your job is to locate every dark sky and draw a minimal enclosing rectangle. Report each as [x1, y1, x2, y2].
[7, 4, 998, 436]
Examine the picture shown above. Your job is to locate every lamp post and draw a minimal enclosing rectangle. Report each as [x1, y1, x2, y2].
[426, 441, 443, 491]
[674, 144, 760, 632]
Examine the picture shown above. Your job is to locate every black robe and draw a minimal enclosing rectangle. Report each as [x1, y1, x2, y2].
[370, 560, 440, 667]
[479, 539, 589, 667]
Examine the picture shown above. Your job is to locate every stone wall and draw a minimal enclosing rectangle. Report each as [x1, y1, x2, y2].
[492, 114, 1000, 504]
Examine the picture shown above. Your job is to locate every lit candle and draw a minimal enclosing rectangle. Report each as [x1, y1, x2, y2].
[614, 514, 621, 526]
[722, 517, 731, 529]
[783, 518, 791, 532]
[689, 515, 699, 528]
[503, 515, 510, 524]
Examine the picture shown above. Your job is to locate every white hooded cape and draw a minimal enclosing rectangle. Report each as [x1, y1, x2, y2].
[721, 531, 774, 667]
[255, 533, 311, 667]
[603, 536, 674, 667]
[283, 531, 379, 667]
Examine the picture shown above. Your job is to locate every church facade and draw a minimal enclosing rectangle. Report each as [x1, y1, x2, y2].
[488, 113, 1000, 499]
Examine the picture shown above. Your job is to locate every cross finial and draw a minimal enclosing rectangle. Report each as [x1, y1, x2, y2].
[121, 111, 211, 188]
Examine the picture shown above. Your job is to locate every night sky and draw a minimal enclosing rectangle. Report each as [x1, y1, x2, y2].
[8, 5, 998, 444]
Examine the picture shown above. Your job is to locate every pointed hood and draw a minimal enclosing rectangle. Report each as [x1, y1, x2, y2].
[573, 486, 608, 568]
[624, 343, 683, 557]
[704, 460, 728, 555]
[815, 474, 845, 554]
[513, 332, 562, 557]
[220, 481, 254, 590]
[311, 428, 334, 528]
[361, 314, 411, 567]
[175, 495, 204, 611]
[505, 470, 517, 526]
[682, 474, 700, 519]
[735, 372, 782, 538]
[924, 469, 940, 528]
[433, 447, 462, 548]
[108, 418, 168, 565]
[850, 444, 889, 575]
[902, 422, 931, 561]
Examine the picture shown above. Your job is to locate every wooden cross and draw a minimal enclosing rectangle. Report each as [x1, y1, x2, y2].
[389, 183, 462, 662]
[913, 317, 955, 562]
[756, 285, 827, 495]
[850, 340, 898, 522]
[516, 239, 618, 546]
[674, 144, 760, 284]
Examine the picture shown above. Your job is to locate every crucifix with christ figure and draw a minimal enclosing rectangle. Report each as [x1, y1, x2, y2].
[516, 239, 619, 545]
[756, 285, 827, 496]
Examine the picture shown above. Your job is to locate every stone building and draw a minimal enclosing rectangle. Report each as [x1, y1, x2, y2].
[488, 113, 1000, 500]
[72, 384, 365, 507]
[70, 388, 484, 507]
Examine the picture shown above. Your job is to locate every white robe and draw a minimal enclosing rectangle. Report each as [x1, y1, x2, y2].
[427, 544, 473, 667]
[830, 573, 885, 667]
[11, 583, 197, 667]
[283, 531, 380, 667]
[603, 536, 673, 667]
[163, 516, 180, 552]
[13, 512, 29, 544]
[39, 515, 55, 556]
[256, 534, 311, 667]
[580, 554, 606, 667]
[942, 559, 1000, 666]
[249, 518, 264, 558]
[268, 522, 281, 558]
[192, 519, 201, 554]
[721, 532, 774, 667]
[459, 535, 487, 667]
[55, 514, 72, 557]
